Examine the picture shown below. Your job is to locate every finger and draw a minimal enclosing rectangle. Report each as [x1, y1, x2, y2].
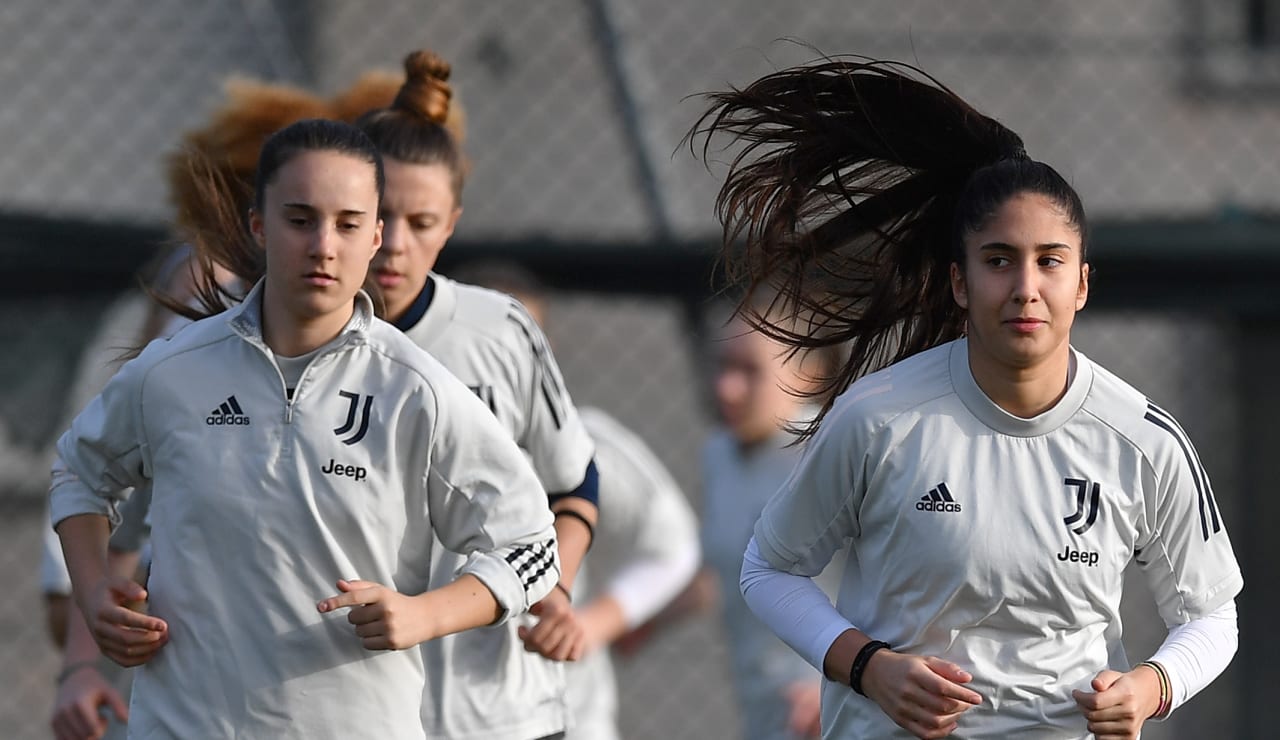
[108, 578, 148, 603]
[98, 604, 166, 633]
[355, 620, 386, 639]
[924, 656, 974, 684]
[105, 686, 129, 723]
[1088, 718, 1138, 738]
[55, 705, 92, 740]
[346, 603, 385, 626]
[361, 634, 396, 651]
[901, 716, 958, 740]
[317, 586, 383, 613]
[918, 670, 983, 706]
[1072, 688, 1105, 711]
[1092, 669, 1124, 692]
[74, 699, 107, 740]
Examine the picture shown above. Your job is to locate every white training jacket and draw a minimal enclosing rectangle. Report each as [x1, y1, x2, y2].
[50, 281, 558, 740]
[399, 274, 596, 740]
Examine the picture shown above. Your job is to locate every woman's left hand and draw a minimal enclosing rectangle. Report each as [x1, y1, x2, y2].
[316, 579, 428, 650]
[1071, 667, 1162, 740]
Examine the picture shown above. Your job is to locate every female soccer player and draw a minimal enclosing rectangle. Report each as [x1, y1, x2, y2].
[693, 59, 1243, 739]
[453, 261, 702, 740]
[173, 50, 602, 740]
[702, 307, 842, 740]
[353, 51, 601, 740]
[50, 119, 559, 739]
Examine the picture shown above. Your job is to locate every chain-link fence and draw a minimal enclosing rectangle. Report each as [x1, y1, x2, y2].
[4, 1, 1280, 738]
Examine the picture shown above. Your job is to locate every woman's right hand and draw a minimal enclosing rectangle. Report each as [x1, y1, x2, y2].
[51, 665, 128, 740]
[861, 651, 983, 739]
[80, 576, 167, 667]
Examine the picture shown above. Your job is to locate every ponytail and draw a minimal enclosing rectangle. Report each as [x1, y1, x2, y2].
[691, 56, 1084, 439]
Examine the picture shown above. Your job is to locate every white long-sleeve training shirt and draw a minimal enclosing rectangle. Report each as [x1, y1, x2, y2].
[565, 407, 701, 740]
[50, 281, 558, 740]
[744, 338, 1242, 739]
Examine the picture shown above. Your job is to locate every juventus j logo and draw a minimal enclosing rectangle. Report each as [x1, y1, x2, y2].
[334, 390, 373, 445]
[1063, 478, 1101, 535]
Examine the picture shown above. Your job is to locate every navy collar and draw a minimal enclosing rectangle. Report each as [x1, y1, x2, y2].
[392, 276, 436, 332]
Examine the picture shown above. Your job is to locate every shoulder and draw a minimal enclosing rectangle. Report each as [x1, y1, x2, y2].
[362, 318, 460, 392]
[442, 276, 531, 342]
[821, 340, 958, 439]
[1078, 353, 1195, 464]
[128, 311, 239, 380]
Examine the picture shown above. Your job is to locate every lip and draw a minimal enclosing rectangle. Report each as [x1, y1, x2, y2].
[1004, 318, 1046, 333]
[374, 269, 404, 288]
[304, 273, 337, 287]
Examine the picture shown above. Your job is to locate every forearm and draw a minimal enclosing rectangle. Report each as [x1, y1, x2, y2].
[740, 537, 855, 672]
[579, 595, 629, 650]
[415, 574, 503, 641]
[63, 597, 103, 665]
[1149, 599, 1238, 714]
[607, 536, 701, 627]
[550, 497, 596, 590]
[55, 514, 112, 612]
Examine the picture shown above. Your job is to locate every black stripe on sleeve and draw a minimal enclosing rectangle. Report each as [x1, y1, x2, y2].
[1144, 402, 1220, 541]
[506, 306, 567, 430]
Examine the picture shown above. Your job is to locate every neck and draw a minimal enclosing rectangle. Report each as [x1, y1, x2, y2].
[966, 341, 1072, 419]
[260, 290, 354, 357]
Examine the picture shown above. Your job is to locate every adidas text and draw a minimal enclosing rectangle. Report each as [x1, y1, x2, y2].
[206, 414, 250, 426]
[1056, 545, 1099, 567]
[916, 500, 962, 513]
[321, 458, 367, 481]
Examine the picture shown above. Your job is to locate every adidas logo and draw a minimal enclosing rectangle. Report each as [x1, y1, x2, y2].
[206, 395, 251, 426]
[916, 482, 961, 513]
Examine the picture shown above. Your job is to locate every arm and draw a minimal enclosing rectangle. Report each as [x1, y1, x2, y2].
[320, 376, 558, 650]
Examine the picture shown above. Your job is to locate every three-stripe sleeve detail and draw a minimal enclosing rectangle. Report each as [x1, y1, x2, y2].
[505, 540, 557, 591]
[1143, 402, 1221, 541]
[506, 306, 567, 430]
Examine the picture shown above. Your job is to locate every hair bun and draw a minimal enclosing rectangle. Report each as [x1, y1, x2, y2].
[394, 50, 453, 125]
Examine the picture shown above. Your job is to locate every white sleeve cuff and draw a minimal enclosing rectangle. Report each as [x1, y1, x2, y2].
[49, 460, 119, 532]
[740, 537, 854, 671]
[608, 538, 701, 627]
[1150, 599, 1238, 716]
[456, 540, 560, 625]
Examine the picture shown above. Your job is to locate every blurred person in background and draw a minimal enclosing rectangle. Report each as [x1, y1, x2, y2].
[347, 50, 602, 740]
[47, 73, 400, 740]
[700, 300, 844, 740]
[696, 57, 1241, 739]
[453, 261, 702, 740]
[52, 117, 559, 739]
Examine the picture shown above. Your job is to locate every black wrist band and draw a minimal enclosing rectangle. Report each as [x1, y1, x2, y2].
[850, 640, 891, 696]
[554, 582, 573, 603]
[553, 509, 596, 549]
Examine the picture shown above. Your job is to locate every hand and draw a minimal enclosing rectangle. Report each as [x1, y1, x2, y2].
[783, 680, 823, 738]
[51, 664, 128, 740]
[80, 576, 167, 667]
[1071, 668, 1161, 740]
[516, 585, 586, 662]
[860, 651, 983, 739]
[316, 579, 428, 651]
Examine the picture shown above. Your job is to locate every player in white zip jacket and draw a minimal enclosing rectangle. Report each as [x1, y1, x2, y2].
[51, 119, 558, 740]
[695, 59, 1242, 740]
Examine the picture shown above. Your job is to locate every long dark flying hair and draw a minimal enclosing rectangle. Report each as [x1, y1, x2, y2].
[690, 57, 1087, 439]
[166, 119, 386, 322]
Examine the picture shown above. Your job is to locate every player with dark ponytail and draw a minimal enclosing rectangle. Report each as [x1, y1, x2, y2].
[696, 58, 1240, 740]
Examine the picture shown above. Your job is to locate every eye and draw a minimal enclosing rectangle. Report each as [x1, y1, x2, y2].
[339, 221, 361, 231]
[1039, 255, 1065, 267]
[287, 216, 310, 227]
[986, 255, 1011, 268]
[411, 218, 438, 231]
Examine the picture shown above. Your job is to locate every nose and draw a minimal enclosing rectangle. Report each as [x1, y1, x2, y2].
[1011, 259, 1041, 304]
[308, 224, 339, 261]
[380, 219, 406, 256]
[715, 369, 747, 409]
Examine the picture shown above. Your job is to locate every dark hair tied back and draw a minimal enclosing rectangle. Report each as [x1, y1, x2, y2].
[690, 55, 1088, 439]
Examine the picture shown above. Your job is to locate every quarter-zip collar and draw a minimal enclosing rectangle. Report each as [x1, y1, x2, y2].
[227, 279, 374, 355]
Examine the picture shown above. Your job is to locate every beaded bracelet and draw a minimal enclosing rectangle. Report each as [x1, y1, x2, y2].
[1139, 660, 1172, 719]
[850, 640, 891, 696]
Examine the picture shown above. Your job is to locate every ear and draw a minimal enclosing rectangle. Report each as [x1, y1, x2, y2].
[1076, 262, 1090, 311]
[442, 206, 463, 242]
[369, 218, 384, 263]
[950, 262, 969, 310]
[248, 209, 266, 249]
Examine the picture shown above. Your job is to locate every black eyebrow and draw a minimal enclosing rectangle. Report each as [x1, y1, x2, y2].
[977, 241, 1073, 251]
[282, 202, 368, 217]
